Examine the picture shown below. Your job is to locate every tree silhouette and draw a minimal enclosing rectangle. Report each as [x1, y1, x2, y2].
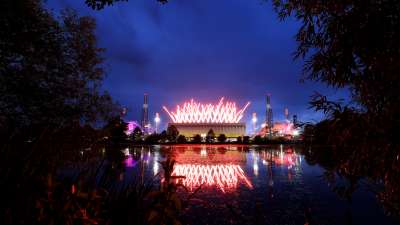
[217, 134, 227, 143]
[144, 133, 161, 144]
[103, 116, 128, 144]
[273, 0, 400, 129]
[1, 0, 120, 140]
[131, 127, 143, 143]
[242, 136, 250, 144]
[166, 125, 179, 142]
[274, 1, 400, 214]
[253, 135, 264, 144]
[177, 135, 187, 144]
[206, 129, 215, 143]
[159, 130, 168, 143]
[192, 134, 202, 144]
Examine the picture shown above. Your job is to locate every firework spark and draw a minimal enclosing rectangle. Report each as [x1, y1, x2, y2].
[163, 97, 250, 123]
[172, 164, 253, 192]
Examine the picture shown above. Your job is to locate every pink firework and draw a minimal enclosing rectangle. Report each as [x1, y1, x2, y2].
[172, 164, 253, 192]
[163, 97, 250, 123]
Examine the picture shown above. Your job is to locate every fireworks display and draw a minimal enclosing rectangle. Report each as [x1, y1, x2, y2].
[163, 97, 250, 124]
[172, 164, 253, 192]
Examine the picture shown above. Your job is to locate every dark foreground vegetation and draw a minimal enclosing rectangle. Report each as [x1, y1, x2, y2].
[1, 0, 400, 224]
[276, 0, 400, 216]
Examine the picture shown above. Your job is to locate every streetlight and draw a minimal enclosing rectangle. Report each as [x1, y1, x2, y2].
[252, 112, 257, 135]
[154, 112, 160, 133]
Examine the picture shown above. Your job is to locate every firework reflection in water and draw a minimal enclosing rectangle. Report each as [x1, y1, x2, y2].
[172, 164, 253, 193]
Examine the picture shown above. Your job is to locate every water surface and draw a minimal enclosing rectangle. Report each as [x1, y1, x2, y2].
[123, 145, 397, 225]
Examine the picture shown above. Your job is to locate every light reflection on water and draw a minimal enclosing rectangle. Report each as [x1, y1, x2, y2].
[172, 164, 253, 193]
[121, 145, 396, 225]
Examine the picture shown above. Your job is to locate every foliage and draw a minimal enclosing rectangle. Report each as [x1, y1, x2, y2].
[192, 134, 202, 144]
[145, 159, 184, 225]
[144, 133, 162, 144]
[272, 0, 400, 159]
[1, 128, 99, 224]
[217, 134, 227, 143]
[236, 136, 243, 144]
[159, 130, 168, 143]
[273, 0, 400, 215]
[253, 135, 264, 144]
[0, 130, 189, 225]
[166, 125, 179, 143]
[102, 116, 128, 144]
[272, 0, 400, 116]
[242, 136, 250, 144]
[206, 129, 215, 143]
[176, 135, 187, 144]
[302, 98, 400, 215]
[0, 0, 120, 141]
[131, 127, 144, 143]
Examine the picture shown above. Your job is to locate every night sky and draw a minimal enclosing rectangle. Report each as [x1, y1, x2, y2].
[47, 0, 348, 131]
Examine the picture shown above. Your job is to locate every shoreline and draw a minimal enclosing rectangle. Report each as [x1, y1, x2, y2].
[122, 142, 304, 147]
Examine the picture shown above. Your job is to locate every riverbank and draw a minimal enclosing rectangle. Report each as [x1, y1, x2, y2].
[118, 139, 304, 146]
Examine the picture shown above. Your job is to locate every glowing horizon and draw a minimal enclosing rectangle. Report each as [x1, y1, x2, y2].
[163, 97, 250, 124]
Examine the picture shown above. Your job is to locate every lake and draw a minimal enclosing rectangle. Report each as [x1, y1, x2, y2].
[120, 144, 398, 225]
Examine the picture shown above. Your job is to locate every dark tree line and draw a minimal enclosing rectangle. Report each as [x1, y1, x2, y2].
[272, 0, 400, 134]
[0, 2, 124, 224]
[1, 0, 121, 142]
[271, 0, 400, 215]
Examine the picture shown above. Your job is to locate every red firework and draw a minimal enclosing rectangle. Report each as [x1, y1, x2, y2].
[163, 97, 250, 123]
[172, 164, 253, 192]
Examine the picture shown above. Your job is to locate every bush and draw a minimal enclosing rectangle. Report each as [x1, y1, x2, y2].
[253, 135, 264, 144]
[177, 135, 187, 144]
[217, 134, 227, 143]
[243, 136, 250, 144]
[192, 134, 202, 143]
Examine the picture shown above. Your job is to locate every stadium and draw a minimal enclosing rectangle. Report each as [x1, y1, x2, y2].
[163, 98, 250, 138]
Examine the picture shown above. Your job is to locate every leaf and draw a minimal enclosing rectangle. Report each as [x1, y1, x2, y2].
[147, 210, 158, 222]
[170, 194, 182, 211]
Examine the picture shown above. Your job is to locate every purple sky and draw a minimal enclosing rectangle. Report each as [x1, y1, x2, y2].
[47, 0, 349, 131]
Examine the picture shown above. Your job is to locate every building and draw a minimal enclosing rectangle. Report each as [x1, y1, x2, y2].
[163, 98, 250, 138]
[169, 123, 246, 138]
[265, 94, 273, 138]
[141, 93, 150, 133]
[258, 100, 301, 138]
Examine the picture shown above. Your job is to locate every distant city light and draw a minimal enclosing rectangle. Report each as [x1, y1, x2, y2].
[154, 112, 160, 123]
[163, 97, 250, 124]
[153, 162, 159, 175]
[252, 115, 257, 123]
[252, 112, 257, 134]
[154, 112, 161, 133]
[123, 148, 130, 156]
[253, 163, 259, 176]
